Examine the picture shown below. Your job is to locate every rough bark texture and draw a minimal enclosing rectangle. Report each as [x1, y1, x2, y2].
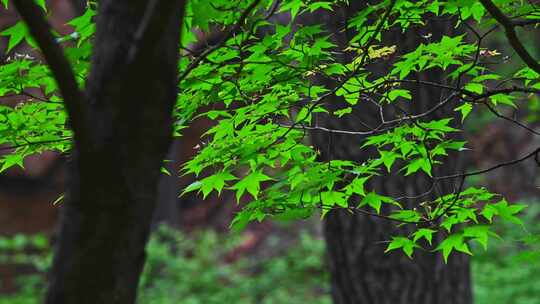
[307, 5, 472, 304]
[44, 1, 185, 303]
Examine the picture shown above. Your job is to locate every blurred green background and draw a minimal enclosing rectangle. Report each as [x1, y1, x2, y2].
[1, 205, 540, 304]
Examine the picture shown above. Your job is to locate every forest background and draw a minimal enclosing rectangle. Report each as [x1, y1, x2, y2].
[0, 0, 539, 303]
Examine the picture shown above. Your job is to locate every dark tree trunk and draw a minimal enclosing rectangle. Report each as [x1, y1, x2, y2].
[70, 0, 87, 16]
[308, 5, 472, 304]
[44, 1, 185, 303]
[323, 203, 471, 304]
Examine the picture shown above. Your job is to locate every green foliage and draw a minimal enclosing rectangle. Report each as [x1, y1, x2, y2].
[3, 222, 540, 303]
[1, 0, 539, 260]
[473, 204, 540, 304]
[138, 226, 330, 304]
[0, 233, 50, 303]
[0, 227, 330, 304]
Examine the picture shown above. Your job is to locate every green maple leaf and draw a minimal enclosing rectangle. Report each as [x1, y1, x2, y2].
[280, 0, 304, 19]
[359, 192, 399, 214]
[385, 236, 417, 258]
[454, 103, 472, 122]
[231, 170, 273, 201]
[413, 228, 436, 246]
[379, 150, 399, 172]
[36, 0, 47, 11]
[344, 176, 369, 196]
[1, 22, 28, 52]
[463, 225, 494, 250]
[0, 153, 25, 172]
[435, 233, 472, 263]
[199, 171, 237, 199]
[321, 191, 348, 208]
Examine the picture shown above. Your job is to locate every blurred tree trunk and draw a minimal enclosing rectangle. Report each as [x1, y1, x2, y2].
[308, 5, 472, 304]
[43, 1, 185, 303]
[70, 0, 86, 15]
[152, 140, 181, 229]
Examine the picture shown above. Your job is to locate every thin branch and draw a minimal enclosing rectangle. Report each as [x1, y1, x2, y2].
[178, 0, 262, 82]
[263, 0, 281, 20]
[432, 175, 466, 222]
[481, 101, 540, 136]
[319, 204, 421, 225]
[0, 138, 72, 152]
[436, 146, 540, 180]
[270, 0, 398, 143]
[389, 79, 540, 100]
[12, 0, 90, 147]
[472, 86, 540, 99]
[512, 19, 540, 27]
[356, 0, 398, 68]
[479, 0, 540, 73]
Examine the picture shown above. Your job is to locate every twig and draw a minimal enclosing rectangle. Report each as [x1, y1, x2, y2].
[178, 0, 262, 82]
[481, 101, 540, 136]
[479, 0, 540, 73]
[0, 138, 72, 152]
[436, 146, 540, 180]
[13, 0, 90, 147]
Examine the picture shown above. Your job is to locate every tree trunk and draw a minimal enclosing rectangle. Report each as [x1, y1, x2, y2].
[152, 140, 181, 229]
[69, 0, 87, 16]
[308, 5, 472, 304]
[44, 1, 185, 303]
